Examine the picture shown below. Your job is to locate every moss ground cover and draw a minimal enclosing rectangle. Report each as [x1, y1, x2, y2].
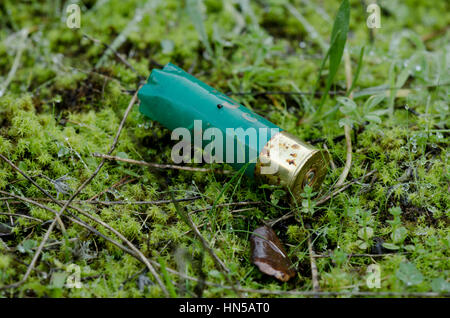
[0, 0, 448, 297]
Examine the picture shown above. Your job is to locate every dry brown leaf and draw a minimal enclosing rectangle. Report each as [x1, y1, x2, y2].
[250, 225, 296, 282]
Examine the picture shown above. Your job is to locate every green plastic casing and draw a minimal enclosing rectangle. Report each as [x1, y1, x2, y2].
[137, 63, 281, 177]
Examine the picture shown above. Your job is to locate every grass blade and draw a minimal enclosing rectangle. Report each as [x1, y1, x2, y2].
[317, 0, 350, 111]
[187, 0, 213, 58]
[158, 257, 178, 298]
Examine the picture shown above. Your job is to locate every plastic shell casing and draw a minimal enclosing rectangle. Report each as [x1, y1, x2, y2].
[138, 63, 329, 197]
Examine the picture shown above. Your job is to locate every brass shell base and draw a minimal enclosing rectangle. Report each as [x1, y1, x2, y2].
[255, 131, 329, 200]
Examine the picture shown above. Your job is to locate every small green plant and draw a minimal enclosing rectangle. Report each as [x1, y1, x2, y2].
[337, 94, 388, 128]
[356, 209, 375, 250]
[270, 189, 286, 206]
[396, 262, 423, 287]
[383, 207, 408, 251]
[300, 185, 317, 216]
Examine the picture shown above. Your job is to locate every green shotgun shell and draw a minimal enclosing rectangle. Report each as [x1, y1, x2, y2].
[138, 63, 329, 198]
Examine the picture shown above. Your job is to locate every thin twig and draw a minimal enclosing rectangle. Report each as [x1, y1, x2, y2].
[5, 200, 13, 226]
[313, 252, 407, 258]
[189, 200, 263, 215]
[227, 207, 256, 214]
[32, 238, 78, 250]
[88, 176, 135, 201]
[176, 203, 230, 274]
[307, 236, 320, 292]
[336, 125, 352, 187]
[268, 169, 377, 226]
[82, 33, 145, 81]
[88, 197, 203, 206]
[335, 50, 354, 187]
[0, 212, 43, 223]
[170, 193, 242, 297]
[182, 207, 257, 236]
[4, 196, 202, 206]
[316, 169, 377, 205]
[93, 153, 233, 174]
